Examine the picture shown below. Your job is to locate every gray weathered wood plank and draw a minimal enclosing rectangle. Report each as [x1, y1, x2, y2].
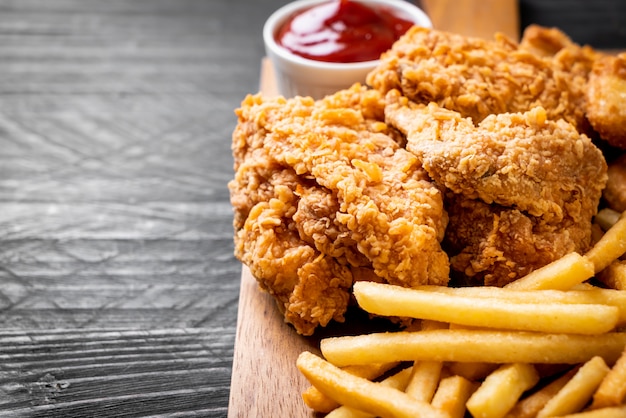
[0, 0, 290, 415]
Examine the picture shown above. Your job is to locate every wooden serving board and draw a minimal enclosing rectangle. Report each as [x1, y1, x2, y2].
[227, 2, 519, 416]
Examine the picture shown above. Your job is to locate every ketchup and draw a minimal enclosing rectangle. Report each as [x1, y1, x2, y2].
[276, 0, 415, 63]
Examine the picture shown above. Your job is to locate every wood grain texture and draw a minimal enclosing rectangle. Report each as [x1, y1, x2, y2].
[0, 327, 233, 417]
[228, 267, 319, 418]
[423, 0, 519, 40]
[0, 0, 292, 416]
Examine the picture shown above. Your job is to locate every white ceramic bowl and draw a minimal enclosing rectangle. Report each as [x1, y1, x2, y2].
[263, 0, 431, 99]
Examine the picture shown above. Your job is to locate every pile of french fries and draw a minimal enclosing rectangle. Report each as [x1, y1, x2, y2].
[297, 208, 626, 418]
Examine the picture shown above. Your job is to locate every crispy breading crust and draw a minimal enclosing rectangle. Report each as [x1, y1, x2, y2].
[231, 25, 617, 332]
[229, 85, 449, 335]
[586, 53, 626, 149]
[444, 195, 590, 287]
[367, 26, 592, 134]
[385, 92, 607, 286]
[385, 92, 607, 222]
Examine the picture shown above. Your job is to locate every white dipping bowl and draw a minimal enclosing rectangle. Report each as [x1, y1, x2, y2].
[263, 0, 431, 99]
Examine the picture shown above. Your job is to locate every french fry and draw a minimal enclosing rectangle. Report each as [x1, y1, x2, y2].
[404, 320, 446, 402]
[504, 251, 594, 290]
[296, 351, 447, 418]
[405, 285, 626, 326]
[296, 211, 626, 418]
[353, 282, 619, 334]
[504, 368, 578, 418]
[447, 361, 497, 381]
[585, 210, 626, 273]
[302, 362, 399, 413]
[536, 356, 610, 418]
[418, 319, 449, 332]
[590, 346, 626, 409]
[572, 283, 597, 290]
[302, 386, 338, 414]
[466, 363, 539, 418]
[325, 366, 413, 418]
[430, 375, 476, 418]
[405, 361, 443, 402]
[320, 330, 626, 367]
[556, 405, 626, 417]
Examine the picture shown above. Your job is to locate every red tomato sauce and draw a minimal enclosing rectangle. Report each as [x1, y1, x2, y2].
[276, 0, 415, 63]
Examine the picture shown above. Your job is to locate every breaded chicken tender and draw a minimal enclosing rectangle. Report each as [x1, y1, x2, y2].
[229, 85, 449, 335]
[385, 92, 607, 286]
[518, 24, 598, 66]
[586, 53, 626, 149]
[520, 25, 626, 150]
[444, 194, 594, 287]
[385, 92, 606, 222]
[367, 26, 591, 134]
[229, 145, 355, 336]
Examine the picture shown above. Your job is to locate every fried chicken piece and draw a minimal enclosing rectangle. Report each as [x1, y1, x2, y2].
[586, 53, 626, 149]
[518, 24, 597, 66]
[604, 154, 626, 213]
[444, 194, 590, 287]
[520, 25, 626, 150]
[231, 161, 353, 336]
[385, 92, 608, 286]
[229, 84, 449, 334]
[385, 92, 606, 222]
[367, 26, 591, 134]
[518, 24, 572, 57]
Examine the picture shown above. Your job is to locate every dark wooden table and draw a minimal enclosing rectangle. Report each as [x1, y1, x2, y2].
[0, 0, 289, 416]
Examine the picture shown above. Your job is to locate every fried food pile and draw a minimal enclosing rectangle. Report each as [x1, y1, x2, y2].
[230, 87, 449, 335]
[385, 93, 606, 286]
[368, 25, 626, 149]
[229, 25, 624, 335]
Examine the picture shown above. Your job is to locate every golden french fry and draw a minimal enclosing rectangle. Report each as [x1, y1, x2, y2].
[466, 363, 539, 418]
[504, 368, 578, 418]
[404, 320, 446, 402]
[298, 212, 626, 418]
[406, 285, 626, 327]
[572, 283, 597, 290]
[447, 361, 497, 381]
[302, 386, 337, 414]
[555, 405, 626, 417]
[296, 351, 446, 418]
[405, 361, 443, 402]
[585, 210, 626, 273]
[590, 346, 626, 409]
[504, 252, 594, 290]
[431, 375, 476, 418]
[420, 319, 449, 331]
[325, 366, 414, 418]
[597, 260, 626, 291]
[302, 362, 398, 413]
[320, 330, 626, 367]
[537, 356, 610, 418]
[353, 282, 618, 334]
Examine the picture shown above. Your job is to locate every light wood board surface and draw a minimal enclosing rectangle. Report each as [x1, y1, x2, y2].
[228, 1, 519, 416]
[423, 0, 519, 40]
